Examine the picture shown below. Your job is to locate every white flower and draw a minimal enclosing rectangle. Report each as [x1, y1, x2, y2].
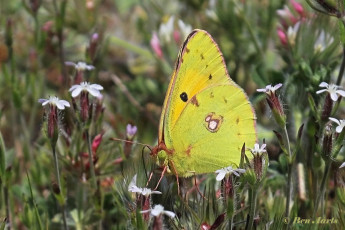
[69, 81, 103, 98]
[287, 22, 300, 46]
[329, 117, 345, 133]
[128, 175, 162, 196]
[177, 19, 192, 40]
[205, 0, 218, 20]
[249, 143, 267, 155]
[65, 61, 95, 71]
[340, 162, 345, 169]
[256, 83, 282, 94]
[215, 166, 246, 181]
[314, 30, 334, 53]
[316, 82, 345, 101]
[158, 16, 175, 44]
[140, 204, 176, 218]
[38, 96, 70, 110]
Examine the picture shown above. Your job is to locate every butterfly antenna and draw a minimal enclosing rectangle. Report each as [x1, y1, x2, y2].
[109, 137, 150, 148]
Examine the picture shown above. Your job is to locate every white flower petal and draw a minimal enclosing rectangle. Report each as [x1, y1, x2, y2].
[55, 101, 65, 110]
[232, 171, 240, 177]
[41, 100, 50, 106]
[151, 190, 162, 195]
[69, 85, 80, 92]
[65, 61, 76, 67]
[87, 87, 102, 97]
[340, 162, 345, 169]
[164, 210, 176, 218]
[329, 117, 340, 125]
[319, 82, 328, 87]
[273, 83, 283, 91]
[236, 168, 246, 174]
[316, 89, 327, 94]
[71, 87, 83, 97]
[336, 90, 345, 97]
[330, 92, 339, 101]
[256, 88, 267, 92]
[60, 100, 70, 107]
[336, 125, 343, 133]
[151, 205, 164, 216]
[216, 171, 226, 181]
[90, 84, 104, 90]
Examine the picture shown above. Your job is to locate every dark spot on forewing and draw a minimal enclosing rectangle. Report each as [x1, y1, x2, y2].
[209, 74, 212, 80]
[186, 47, 190, 53]
[191, 96, 199, 107]
[201, 54, 204, 60]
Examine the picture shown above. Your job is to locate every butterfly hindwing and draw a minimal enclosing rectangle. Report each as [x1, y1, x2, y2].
[156, 29, 257, 177]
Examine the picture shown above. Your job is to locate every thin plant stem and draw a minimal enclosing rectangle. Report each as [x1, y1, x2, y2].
[283, 126, 293, 218]
[313, 161, 331, 218]
[336, 46, 345, 86]
[4, 186, 10, 230]
[52, 145, 68, 230]
[246, 187, 257, 230]
[85, 131, 97, 188]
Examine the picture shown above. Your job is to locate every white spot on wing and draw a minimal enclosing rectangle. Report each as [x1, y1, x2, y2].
[209, 120, 218, 130]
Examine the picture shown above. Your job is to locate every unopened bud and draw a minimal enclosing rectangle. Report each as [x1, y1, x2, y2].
[321, 94, 333, 122]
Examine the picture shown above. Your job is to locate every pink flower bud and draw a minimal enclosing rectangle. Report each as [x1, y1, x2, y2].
[92, 133, 104, 153]
[290, 0, 305, 17]
[277, 28, 288, 46]
[173, 30, 181, 44]
[150, 32, 163, 58]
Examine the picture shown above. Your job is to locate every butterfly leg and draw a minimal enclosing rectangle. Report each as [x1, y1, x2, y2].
[154, 165, 167, 191]
[145, 171, 154, 187]
[169, 161, 181, 195]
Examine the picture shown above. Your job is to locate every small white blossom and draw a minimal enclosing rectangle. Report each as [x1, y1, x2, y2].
[215, 166, 246, 181]
[257, 83, 282, 94]
[316, 82, 345, 102]
[340, 162, 345, 169]
[159, 16, 175, 44]
[65, 61, 95, 71]
[314, 31, 334, 53]
[205, 0, 218, 20]
[249, 143, 267, 155]
[38, 96, 70, 110]
[177, 19, 192, 40]
[329, 117, 345, 133]
[287, 22, 300, 46]
[69, 81, 103, 98]
[128, 175, 162, 196]
[140, 204, 176, 218]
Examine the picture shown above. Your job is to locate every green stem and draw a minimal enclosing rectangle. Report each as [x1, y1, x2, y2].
[283, 126, 293, 218]
[85, 131, 97, 188]
[336, 46, 345, 86]
[4, 186, 10, 230]
[109, 36, 154, 60]
[52, 145, 68, 230]
[313, 160, 331, 218]
[247, 188, 257, 230]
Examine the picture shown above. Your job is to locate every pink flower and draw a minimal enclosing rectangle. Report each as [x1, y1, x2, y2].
[150, 32, 163, 58]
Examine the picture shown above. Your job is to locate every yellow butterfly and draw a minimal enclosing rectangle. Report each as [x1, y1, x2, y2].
[151, 29, 257, 178]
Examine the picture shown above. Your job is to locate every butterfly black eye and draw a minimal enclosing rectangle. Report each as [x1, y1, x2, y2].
[180, 92, 188, 102]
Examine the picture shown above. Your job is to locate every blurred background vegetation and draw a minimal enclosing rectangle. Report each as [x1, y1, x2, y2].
[1, 0, 345, 229]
